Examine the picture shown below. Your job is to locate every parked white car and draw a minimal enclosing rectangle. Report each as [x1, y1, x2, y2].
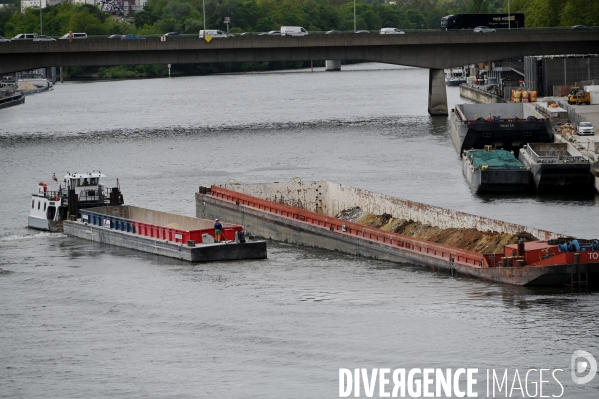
[577, 121, 595, 136]
[379, 28, 405, 35]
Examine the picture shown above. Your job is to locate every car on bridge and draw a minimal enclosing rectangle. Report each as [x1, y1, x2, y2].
[108, 34, 123, 39]
[0, 36, 11, 42]
[571, 25, 592, 30]
[34, 35, 56, 42]
[12, 33, 38, 40]
[355, 30, 370, 34]
[121, 34, 146, 40]
[473, 26, 496, 33]
[259, 31, 281, 36]
[164, 32, 180, 36]
[59, 33, 87, 40]
[380, 28, 405, 35]
[200, 30, 232, 38]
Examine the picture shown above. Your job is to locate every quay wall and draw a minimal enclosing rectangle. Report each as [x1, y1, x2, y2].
[217, 181, 561, 240]
[64, 220, 267, 262]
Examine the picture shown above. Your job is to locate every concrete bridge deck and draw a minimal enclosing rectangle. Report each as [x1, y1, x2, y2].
[2, 30, 597, 115]
[2, 30, 597, 74]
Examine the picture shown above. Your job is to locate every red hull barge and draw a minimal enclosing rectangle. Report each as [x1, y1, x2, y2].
[195, 181, 599, 286]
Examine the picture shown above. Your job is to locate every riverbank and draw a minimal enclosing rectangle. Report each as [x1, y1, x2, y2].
[64, 60, 334, 80]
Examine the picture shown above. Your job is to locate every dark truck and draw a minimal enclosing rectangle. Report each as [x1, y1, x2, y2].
[441, 14, 525, 30]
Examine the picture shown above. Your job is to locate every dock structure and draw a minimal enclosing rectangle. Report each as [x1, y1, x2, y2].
[63, 205, 267, 262]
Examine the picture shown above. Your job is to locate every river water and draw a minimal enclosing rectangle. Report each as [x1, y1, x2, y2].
[1, 64, 598, 398]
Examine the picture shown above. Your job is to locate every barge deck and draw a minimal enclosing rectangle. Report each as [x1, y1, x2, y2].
[64, 205, 267, 262]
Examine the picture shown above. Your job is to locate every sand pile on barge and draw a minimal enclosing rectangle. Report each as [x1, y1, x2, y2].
[336, 207, 537, 254]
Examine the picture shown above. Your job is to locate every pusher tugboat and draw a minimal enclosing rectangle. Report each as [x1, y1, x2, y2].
[28, 171, 124, 232]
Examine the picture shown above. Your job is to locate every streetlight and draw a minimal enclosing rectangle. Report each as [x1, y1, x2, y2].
[203, 0, 206, 33]
[39, 0, 43, 35]
[354, 0, 356, 32]
[508, 0, 510, 30]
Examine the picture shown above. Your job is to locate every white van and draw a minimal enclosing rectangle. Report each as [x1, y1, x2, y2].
[12, 33, 38, 40]
[280, 26, 308, 36]
[379, 28, 405, 35]
[59, 32, 88, 39]
[199, 30, 231, 38]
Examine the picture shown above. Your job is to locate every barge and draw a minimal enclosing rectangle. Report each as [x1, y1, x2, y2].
[196, 181, 599, 286]
[462, 147, 530, 193]
[518, 143, 593, 193]
[63, 205, 267, 262]
[450, 103, 553, 154]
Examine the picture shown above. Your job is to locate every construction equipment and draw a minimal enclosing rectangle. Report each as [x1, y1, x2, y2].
[567, 86, 591, 105]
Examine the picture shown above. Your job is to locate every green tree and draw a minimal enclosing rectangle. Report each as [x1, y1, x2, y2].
[69, 9, 105, 34]
[162, 2, 191, 20]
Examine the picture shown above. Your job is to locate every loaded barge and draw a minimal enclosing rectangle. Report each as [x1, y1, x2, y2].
[450, 103, 553, 153]
[63, 205, 267, 262]
[462, 147, 530, 193]
[196, 181, 599, 286]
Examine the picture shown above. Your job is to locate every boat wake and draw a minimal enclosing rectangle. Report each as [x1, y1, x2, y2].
[0, 231, 66, 243]
[0, 115, 430, 145]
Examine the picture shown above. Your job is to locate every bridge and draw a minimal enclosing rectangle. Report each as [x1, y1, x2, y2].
[1, 30, 598, 115]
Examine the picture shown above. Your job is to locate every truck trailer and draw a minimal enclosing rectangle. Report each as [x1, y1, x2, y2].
[441, 14, 525, 30]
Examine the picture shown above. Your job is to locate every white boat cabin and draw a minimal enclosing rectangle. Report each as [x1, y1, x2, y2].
[64, 172, 107, 201]
[29, 181, 62, 231]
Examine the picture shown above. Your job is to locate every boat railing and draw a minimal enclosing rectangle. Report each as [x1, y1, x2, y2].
[34, 190, 63, 201]
[208, 185, 489, 268]
[78, 188, 107, 203]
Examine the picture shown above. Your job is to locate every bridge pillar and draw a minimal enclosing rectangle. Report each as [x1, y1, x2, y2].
[428, 68, 448, 116]
[325, 60, 341, 71]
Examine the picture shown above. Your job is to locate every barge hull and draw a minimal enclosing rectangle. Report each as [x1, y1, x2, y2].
[530, 164, 593, 193]
[64, 220, 267, 262]
[196, 188, 594, 286]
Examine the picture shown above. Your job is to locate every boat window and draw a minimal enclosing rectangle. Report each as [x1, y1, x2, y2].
[79, 178, 92, 186]
[44, 203, 46, 211]
[89, 177, 98, 185]
[38, 201, 40, 210]
[32, 200, 34, 209]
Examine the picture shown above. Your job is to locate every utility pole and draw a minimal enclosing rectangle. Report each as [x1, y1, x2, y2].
[39, 0, 43, 35]
[354, 0, 356, 32]
[508, 0, 510, 30]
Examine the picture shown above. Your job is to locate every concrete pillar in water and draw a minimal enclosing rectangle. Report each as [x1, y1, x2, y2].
[325, 60, 341, 71]
[428, 68, 448, 116]
[51, 67, 56, 84]
[60, 67, 63, 83]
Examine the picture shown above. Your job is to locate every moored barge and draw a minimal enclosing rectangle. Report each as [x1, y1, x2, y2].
[518, 143, 593, 193]
[196, 181, 599, 286]
[462, 147, 530, 193]
[450, 103, 553, 154]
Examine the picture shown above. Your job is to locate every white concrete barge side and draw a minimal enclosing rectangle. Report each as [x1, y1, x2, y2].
[63, 205, 267, 262]
[196, 181, 599, 286]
